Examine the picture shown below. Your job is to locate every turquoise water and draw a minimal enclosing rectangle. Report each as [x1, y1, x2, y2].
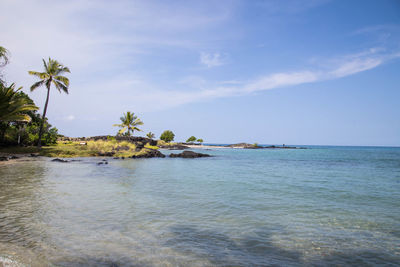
[0, 146, 399, 266]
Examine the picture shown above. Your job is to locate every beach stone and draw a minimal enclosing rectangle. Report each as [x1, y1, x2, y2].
[169, 150, 211, 158]
[0, 157, 9, 161]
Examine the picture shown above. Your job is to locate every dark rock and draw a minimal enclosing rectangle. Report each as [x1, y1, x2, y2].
[0, 157, 9, 161]
[131, 149, 166, 158]
[169, 150, 211, 158]
[97, 161, 108, 165]
[9, 155, 19, 159]
[113, 157, 120, 159]
[52, 158, 69, 163]
[30, 153, 39, 157]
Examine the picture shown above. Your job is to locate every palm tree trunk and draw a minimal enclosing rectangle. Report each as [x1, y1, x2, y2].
[37, 86, 50, 148]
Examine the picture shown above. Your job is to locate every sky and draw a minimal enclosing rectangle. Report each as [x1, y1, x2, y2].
[1, 0, 400, 146]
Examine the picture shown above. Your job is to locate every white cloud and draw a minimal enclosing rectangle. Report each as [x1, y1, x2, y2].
[200, 52, 226, 67]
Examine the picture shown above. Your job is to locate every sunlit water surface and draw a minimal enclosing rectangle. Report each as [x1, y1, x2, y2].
[0, 146, 399, 266]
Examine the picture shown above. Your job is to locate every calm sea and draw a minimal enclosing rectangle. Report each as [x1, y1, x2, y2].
[0, 146, 399, 266]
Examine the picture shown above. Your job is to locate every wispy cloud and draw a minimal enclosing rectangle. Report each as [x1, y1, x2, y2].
[131, 48, 400, 110]
[200, 52, 227, 67]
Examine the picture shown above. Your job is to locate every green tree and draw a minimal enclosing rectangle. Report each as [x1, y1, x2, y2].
[146, 132, 155, 139]
[0, 83, 38, 143]
[113, 111, 143, 136]
[197, 138, 203, 144]
[28, 58, 70, 147]
[186, 136, 196, 143]
[160, 130, 174, 143]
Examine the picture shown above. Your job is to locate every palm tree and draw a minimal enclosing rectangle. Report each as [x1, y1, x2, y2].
[113, 111, 143, 136]
[0, 46, 9, 68]
[0, 46, 10, 85]
[28, 58, 70, 147]
[146, 132, 155, 139]
[0, 83, 38, 142]
[0, 83, 38, 122]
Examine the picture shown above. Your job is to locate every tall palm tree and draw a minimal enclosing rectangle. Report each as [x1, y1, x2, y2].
[113, 111, 143, 136]
[28, 58, 70, 147]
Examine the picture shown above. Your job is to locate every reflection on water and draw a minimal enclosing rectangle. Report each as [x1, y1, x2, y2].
[0, 147, 400, 266]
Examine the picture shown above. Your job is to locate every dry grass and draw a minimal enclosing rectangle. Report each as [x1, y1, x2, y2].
[0, 140, 158, 158]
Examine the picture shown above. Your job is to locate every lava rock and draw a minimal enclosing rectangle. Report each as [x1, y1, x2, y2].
[169, 150, 211, 158]
[130, 149, 166, 158]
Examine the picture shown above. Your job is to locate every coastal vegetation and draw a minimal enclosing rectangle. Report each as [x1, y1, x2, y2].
[0, 47, 59, 147]
[113, 111, 143, 136]
[160, 130, 175, 143]
[28, 58, 70, 147]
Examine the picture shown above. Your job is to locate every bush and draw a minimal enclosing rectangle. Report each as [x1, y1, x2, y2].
[160, 130, 175, 143]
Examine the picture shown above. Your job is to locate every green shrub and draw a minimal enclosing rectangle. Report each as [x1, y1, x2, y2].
[160, 130, 175, 143]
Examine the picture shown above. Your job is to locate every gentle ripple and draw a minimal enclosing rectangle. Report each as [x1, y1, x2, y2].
[0, 146, 399, 266]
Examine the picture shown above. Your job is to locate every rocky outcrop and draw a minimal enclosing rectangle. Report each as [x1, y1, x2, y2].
[169, 150, 211, 158]
[130, 149, 166, 158]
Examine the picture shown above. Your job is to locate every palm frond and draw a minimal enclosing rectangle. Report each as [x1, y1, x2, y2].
[54, 80, 69, 94]
[54, 75, 69, 87]
[30, 80, 45, 91]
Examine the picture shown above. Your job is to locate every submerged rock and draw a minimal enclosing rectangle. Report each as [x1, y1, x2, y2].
[130, 149, 166, 158]
[169, 150, 211, 158]
[97, 161, 108, 165]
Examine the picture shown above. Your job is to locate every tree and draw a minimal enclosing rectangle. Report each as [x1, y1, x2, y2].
[197, 138, 203, 144]
[113, 111, 143, 136]
[186, 136, 196, 143]
[28, 58, 70, 147]
[0, 83, 38, 143]
[0, 83, 38, 123]
[160, 130, 174, 143]
[146, 132, 155, 139]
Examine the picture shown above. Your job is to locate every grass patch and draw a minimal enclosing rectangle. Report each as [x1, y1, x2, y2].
[0, 140, 154, 158]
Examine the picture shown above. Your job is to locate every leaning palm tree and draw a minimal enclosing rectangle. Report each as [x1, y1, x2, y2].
[28, 58, 70, 147]
[113, 111, 143, 136]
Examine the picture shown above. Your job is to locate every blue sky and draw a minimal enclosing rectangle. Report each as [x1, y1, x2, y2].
[2, 0, 400, 146]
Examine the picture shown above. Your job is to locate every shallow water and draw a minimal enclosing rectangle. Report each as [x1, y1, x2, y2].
[0, 146, 399, 266]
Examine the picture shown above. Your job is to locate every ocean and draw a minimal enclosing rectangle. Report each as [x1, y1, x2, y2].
[0, 146, 399, 266]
